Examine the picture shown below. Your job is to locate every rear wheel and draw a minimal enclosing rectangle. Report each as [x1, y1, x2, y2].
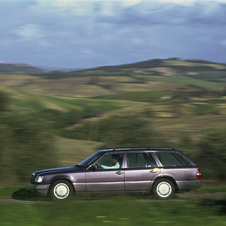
[49, 180, 73, 200]
[152, 178, 175, 199]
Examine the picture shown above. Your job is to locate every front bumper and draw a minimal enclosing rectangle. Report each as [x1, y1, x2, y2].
[29, 183, 50, 196]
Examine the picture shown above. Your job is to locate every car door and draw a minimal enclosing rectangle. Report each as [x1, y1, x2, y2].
[124, 152, 160, 192]
[85, 153, 125, 192]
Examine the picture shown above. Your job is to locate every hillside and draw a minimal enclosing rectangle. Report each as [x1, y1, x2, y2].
[0, 62, 44, 74]
[1, 58, 226, 180]
[0, 58, 226, 97]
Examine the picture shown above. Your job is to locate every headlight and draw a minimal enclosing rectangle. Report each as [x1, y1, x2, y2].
[35, 175, 44, 183]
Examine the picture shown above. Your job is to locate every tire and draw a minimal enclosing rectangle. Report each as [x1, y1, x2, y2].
[49, 180, 73, 200]
[152, 178, 175, 199]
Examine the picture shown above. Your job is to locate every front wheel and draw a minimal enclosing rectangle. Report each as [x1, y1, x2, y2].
[49, 180, 73, 200]
[152, 179, 175, 199]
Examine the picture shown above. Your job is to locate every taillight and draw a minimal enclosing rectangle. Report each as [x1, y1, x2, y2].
[196, 169, 201, 179]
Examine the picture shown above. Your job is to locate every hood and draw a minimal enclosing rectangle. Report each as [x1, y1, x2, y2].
[34, 165, 83, 176]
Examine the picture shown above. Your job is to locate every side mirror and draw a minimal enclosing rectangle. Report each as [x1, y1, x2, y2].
[90, 164, 97, 171]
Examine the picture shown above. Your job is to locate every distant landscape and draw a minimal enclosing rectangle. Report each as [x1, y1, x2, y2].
[1, 58, 226, 184]
[1, 58, 226, 97]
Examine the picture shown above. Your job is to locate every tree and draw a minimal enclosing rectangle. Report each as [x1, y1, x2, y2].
[0, 91, 8, 112]
[98, 113, 166, 148]
[197, 129, 226, 180]
[0, 113, 59, 184]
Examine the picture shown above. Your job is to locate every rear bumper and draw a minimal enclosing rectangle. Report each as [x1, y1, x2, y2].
[28, 183, 50, 196]
[177, 180, 203, 191]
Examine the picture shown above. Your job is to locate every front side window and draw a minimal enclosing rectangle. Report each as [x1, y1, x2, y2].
[97, 153, 123, 170]
[126, 153, 157, 168]
[155, 152, 192, 167]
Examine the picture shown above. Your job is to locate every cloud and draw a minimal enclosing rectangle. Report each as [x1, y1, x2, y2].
[33, 0, 108, 15]
[1, 0, 226, 67]
[158, 0, 197, 6]
[29, 0, 226, 29]
[12, 24, 45, 40]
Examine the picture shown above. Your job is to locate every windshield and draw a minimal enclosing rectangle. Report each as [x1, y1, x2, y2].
[78, 152, 103, 168]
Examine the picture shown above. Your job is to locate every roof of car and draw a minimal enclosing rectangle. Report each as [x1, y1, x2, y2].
[100, 147, 180, 152]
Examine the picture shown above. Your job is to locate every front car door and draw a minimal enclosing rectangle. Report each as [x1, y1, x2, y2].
[124, 152, 160, 192]
[85, 153, 125, 192]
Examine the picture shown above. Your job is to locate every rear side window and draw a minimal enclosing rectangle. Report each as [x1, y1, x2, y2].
[126, 153, 157, 168]
[155, 152, 192, 167]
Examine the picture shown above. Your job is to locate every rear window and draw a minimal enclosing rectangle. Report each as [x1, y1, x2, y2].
[155, 152, 193, 167]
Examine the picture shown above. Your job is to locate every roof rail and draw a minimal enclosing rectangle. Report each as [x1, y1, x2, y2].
[112, 147, 175, 152]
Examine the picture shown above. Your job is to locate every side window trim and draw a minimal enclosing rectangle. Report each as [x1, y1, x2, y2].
[152, 152, 163, 167]
[146, 153, 158, 168]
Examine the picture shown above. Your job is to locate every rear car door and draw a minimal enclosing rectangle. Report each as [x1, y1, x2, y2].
[153, 151, 200, 189]
[124, 152, 160, 192]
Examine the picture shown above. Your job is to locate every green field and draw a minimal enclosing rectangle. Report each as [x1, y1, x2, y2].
[1, 86, 226, 177]
[165, 75, 226, 88]
[1, 190, 226, 225]
[0, 184, 226, 225]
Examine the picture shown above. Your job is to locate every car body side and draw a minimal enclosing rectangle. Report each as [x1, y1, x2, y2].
[29, 149, 203, 197]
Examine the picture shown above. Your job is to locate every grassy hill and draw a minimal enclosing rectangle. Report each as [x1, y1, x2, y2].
[1, 58, 226, 172]
[0, 62, 44, 74]
[1, 58, 226, 97]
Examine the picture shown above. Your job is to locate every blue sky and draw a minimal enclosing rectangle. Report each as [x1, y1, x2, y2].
[1, 0, 226, 69]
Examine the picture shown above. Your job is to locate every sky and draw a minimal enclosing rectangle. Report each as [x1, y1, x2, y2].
[1, 0, 226, 69]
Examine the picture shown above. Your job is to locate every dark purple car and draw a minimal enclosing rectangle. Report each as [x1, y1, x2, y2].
[29, 148, 203, 200]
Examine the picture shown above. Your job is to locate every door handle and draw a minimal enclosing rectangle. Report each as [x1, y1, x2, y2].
[150, 168, 160, 173]
[115, 171, 124, 175]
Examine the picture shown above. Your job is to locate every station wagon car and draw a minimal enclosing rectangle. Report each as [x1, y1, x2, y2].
[29, 148, 203, 200]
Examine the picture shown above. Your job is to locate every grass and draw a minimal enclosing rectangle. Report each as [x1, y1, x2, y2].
[195, 184, 226, 193]
[0, 186, 24, 199]
[0, 195, 226, 225]
[192, 103, 214, 115]
[96, 91, 172, 103]
[2, 86, 226, 148]
[165, 76, 226, 88]
[2, 88, 123, 118]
